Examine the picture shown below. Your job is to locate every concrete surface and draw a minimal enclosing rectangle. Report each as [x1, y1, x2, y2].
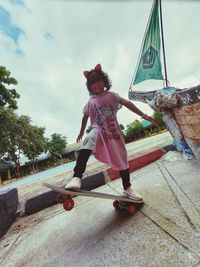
[0, 188, 18, 239]
[1, 152, 200, 267]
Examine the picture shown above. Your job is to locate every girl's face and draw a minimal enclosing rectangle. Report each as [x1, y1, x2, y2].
[90, 80, 105, 94]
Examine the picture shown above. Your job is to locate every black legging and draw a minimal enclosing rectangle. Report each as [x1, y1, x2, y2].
[73, 149, 131, 190]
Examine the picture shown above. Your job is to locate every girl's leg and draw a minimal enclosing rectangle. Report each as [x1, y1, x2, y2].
[120, 168, 143, 201]
[73, 149, 93, 178]
[65, 149, 92, 190]
[119, 169, 131, 190]
[66, 128, 97, 190]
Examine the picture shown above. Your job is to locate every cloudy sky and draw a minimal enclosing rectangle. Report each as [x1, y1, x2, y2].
[0, 0, 199, 144]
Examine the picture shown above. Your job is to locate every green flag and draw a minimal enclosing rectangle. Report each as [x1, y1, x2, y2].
[132, 0, 163, 86]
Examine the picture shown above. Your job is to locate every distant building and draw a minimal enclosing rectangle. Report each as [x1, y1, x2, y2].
[0, 162, 14, 183]
[140, 120, 152, 129]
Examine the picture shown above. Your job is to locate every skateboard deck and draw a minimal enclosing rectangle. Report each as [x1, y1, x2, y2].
[43, 182, 144, 215]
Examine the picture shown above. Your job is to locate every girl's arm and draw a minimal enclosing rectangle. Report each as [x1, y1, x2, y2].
[119, 97, 159, 127]
[76, 114, 89, 143]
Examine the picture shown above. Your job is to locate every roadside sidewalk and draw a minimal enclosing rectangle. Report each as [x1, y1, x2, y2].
[131, 152, 200, 265]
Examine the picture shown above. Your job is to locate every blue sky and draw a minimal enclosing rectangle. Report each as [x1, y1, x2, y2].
[0, 6, 24, 44]
[0, 0, 200, 143]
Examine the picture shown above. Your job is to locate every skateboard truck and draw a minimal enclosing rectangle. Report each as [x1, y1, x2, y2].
[57, 194, 75, 211]
[57, 194, 143, 215]
[113, 200, 143, 215]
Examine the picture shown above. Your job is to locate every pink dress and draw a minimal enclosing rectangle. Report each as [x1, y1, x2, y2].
[83, 91, 129, 171]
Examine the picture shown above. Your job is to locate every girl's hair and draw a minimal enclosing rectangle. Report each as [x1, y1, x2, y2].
[86, 68, 112, 95]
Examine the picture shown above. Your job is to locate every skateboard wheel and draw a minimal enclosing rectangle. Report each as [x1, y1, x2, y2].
[63, 198, 74, 211]
[127, 205, 136, 215]
[113, 200, 120, 210]
[57, 194, 65, 204]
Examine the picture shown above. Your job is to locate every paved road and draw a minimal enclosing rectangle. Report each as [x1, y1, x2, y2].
[0, 156, 96, 190]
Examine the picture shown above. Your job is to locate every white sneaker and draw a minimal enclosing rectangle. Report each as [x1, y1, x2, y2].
[123, 187, 143, 202]
[65, 177, 81, 191]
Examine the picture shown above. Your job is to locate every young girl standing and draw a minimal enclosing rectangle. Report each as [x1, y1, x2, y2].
[65, 64, 158, 201]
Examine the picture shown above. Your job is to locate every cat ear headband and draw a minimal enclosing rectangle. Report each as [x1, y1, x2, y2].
[83, 64, 101, 78]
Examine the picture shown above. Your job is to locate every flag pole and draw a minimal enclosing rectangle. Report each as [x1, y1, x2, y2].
[159, 0, 169, 87]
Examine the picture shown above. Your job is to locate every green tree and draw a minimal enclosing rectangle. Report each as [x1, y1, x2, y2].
[124, 120, 144, 142]
[0, 109, 47, 176]
[0, 108, 16, 159]
[125, 123, 134, 142]
[0, 66, 20, 110]
[152, 111, 166, 129]
[47, 133, 67, 162]
[21, 124, 47, 171]
[132, 120, 144, 137]
[8, 115, 32, 176]
[0, 110, 29, 177]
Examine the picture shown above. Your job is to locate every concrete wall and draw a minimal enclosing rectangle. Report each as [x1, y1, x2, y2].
[0, 188, 18, 239]
[128, 84, 200, 159]
[173, 86, 200, 159]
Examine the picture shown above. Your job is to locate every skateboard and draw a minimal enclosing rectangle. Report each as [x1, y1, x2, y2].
[43, 182, 144, 216]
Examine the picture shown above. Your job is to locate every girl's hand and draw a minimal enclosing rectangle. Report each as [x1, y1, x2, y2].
[76, 133, 83, 143]
[142, 114, 160, 128]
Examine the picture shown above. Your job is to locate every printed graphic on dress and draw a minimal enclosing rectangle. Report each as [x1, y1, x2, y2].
[93, 104, 120, 140]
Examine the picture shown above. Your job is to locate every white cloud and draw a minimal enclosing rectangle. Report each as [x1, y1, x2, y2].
[0, 0, 200, 143]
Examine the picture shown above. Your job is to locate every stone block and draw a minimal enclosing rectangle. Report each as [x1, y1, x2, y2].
[0, 188, 18, 239]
